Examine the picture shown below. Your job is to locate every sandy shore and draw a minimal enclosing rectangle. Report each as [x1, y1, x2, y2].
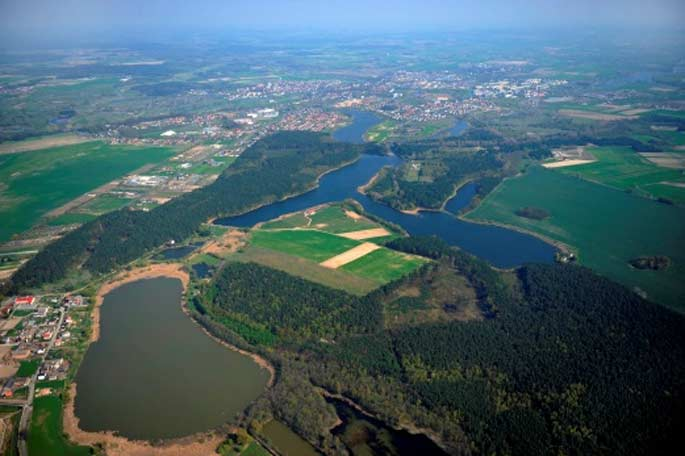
[65, 262, 276, 452]
[63, 384, 224, 456]
[91, 263, 190, 343]
[91, 261, 275, 384]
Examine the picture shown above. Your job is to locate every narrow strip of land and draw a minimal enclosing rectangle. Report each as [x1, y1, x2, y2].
[338, 228, 390, 240]
[320, 242, 380, 269]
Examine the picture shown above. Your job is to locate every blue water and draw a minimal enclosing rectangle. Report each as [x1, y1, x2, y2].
[192, 262, 213, 278]
[216, 154, 555, 268]
[332, 109, 383, 144]
[450, 119, 468, 137]
[444, 181, 477, 214]
[158, 242, 203, 260]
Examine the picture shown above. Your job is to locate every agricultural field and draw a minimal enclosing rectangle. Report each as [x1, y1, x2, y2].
[261, 204, 384, 235]
[232, 246, 379, 295]
[27, 396, 91, 456]
[0, 141, 176, 242]
[340, 248, 428, 284]
[466, 166, 685, 311]
[249, 205, 425, 286]
[250, 229, 358, 262]
[554, 146, 685, 204]
[365, 120, 398, 142]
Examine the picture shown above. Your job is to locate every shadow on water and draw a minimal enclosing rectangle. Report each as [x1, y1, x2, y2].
[327, 397, 448, 456]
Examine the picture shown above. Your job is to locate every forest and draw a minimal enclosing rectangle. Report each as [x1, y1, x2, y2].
[6, 131, 380, 291]
[197, 236, 685, 455]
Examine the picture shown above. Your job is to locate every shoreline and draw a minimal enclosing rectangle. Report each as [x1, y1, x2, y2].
[91, 263, 191, 343]
[66, 263, 276, 450]
[459, 212, 572, 254]
[212, 155, 362, 226]
[63, 383, 224, 456]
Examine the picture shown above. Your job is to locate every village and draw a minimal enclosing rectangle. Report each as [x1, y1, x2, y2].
[0, 294, 87, 402]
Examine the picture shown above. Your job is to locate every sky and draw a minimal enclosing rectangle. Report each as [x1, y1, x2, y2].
[1, 0, 683, 38]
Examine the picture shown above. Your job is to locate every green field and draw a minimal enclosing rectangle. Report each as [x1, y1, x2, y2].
[77, 193, 133, 214]
[0, 141, 175, 241]
[16, 360, 39, 377]
[556, 146, 685, 203]
[28, 396, 91, 456]
[261, 420, 318, 456]
[250, 229, 359, 262]
[261, 204, 380, 234]
[466, 166, 685, 311]
[234, 246, 379, 295]
[341, 248, 427, 284]
[46, 213, 97, 226]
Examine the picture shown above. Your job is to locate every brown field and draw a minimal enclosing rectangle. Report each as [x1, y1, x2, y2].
[344, 210, 362, 220]
[338, 228, 390, 240]
[0, 318, 22, 331]
[558, 109, 636, 121]
[320, 242, 380, 269]
[640, 153, 685, 169]
[542, 159, 597, 168]
[0, 134, 91, 155]
[620, 108, 651, 116]
[196, 229, 247, 257]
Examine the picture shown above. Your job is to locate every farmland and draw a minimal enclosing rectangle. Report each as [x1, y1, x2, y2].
[466, 166, 685, 311]
[555, 146, 685, 203]
[341, 248, 428, 284]
[27, 396, 91, 456]
[0, 141, 175, 241]
[233, 247, 379, 295]
[261, 204, 381, 234]
[250, 230, 359, 263]
[248, 205, 426, 286]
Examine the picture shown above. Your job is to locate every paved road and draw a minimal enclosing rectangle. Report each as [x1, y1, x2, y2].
[17, 308, 65, 456]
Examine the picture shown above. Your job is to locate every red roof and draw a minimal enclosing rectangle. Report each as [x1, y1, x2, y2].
[14, 296, 35, 305]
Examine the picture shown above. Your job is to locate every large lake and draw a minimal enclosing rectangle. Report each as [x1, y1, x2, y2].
[74, 278, 269, 440]
[217, 110, 555, 268]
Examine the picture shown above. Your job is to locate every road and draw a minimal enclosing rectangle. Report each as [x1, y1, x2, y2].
[17, 308, 65, 456]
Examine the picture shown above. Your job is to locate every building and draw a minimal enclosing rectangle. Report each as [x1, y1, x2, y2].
[14, 296, 35, 306]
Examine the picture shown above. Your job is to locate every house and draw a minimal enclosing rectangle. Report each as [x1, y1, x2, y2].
[14, 296, 35, 306]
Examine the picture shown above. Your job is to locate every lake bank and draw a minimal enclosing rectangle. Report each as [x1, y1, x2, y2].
[73, 274, 271, 441]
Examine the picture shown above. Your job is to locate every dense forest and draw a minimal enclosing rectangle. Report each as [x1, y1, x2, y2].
[197, 236, 685, 455]
[6, 132, 380, 291]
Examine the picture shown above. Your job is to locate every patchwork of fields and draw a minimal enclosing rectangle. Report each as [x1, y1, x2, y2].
[466, 166, 685, 311]
[0, 141, 175, 242]
[247, 204, 426, 289]
[555, 146, 685, 204]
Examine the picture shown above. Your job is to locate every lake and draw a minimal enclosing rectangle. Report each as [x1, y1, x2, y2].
[216, 153, 555, 268]
[74, 277, 269, 440]
[332, 109, 383, 144]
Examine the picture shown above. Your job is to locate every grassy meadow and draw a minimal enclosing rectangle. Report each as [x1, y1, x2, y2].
[557, 146, 685, 203]
[466, 166, 685, 311]
[0, 141, 175, 241]
[341, 248, 428, 284]
[250, 229, 358, 262]
[28, 396, 91, 456]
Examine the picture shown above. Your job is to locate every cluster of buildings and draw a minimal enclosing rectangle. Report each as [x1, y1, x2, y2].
[474, 78, 568, 99]
[0, 294, 83, 399]
[276, 109, 346, 132]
